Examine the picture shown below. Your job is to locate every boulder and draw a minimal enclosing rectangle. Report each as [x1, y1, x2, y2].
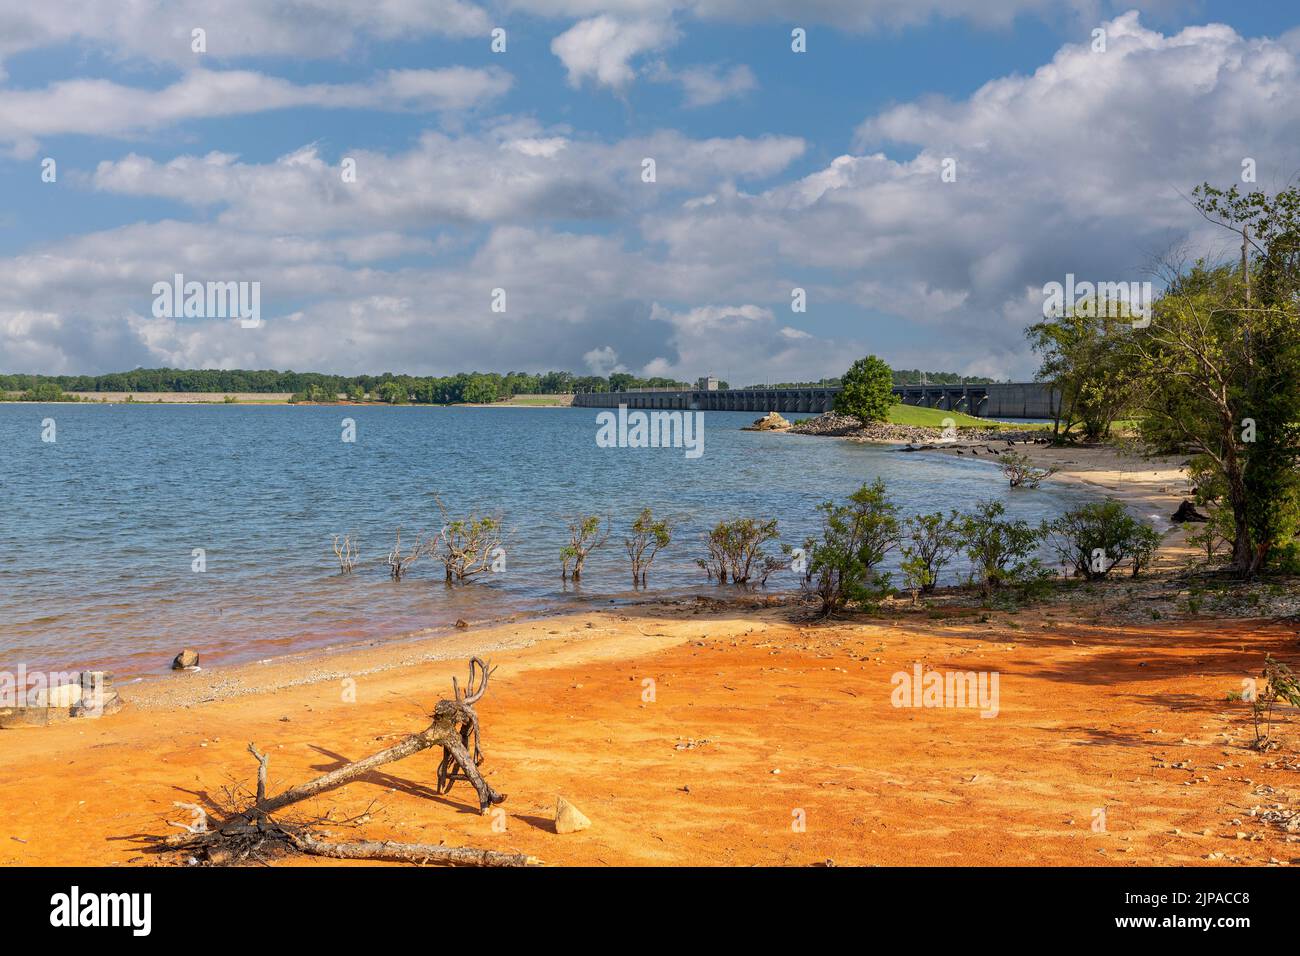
[72, 673, 122, 718]
[172, 648, 200, 670]
[0, 671, 121, 728]
[44, 682, 84, 709]
[744, 411, 790, 431]
[1171, 500, 1209, 523]
[555, 796, 591, 834]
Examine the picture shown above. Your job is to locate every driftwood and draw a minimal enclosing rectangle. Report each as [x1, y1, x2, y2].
[290, 833, 535, 866]
[164, 657, 531, 866]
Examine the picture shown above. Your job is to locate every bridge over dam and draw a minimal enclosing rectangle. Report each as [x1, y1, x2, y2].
[573, 382, 1058, 420]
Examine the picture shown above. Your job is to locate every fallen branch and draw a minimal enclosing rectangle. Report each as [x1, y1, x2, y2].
[290, 833, 538, 867]
[163, 657, 520, 866]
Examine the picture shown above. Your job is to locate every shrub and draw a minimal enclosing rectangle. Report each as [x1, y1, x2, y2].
[834, 355, 894, 425]
[1251, 656, 1300, 749]
[386, 528, 424, 581]
[958, 500, 1044, 596]
[432, 497, 503, 582]
[1040, 499, 1162, 579]
[805, 480, 899, 614]
[900, 511, 962, 603]
[560, 514, 609, 581]
[1186, 506, 1236, 566]
[697, 517, 781, 586]
[999, 450, 1058, 488]
[625, 508, 672, 586]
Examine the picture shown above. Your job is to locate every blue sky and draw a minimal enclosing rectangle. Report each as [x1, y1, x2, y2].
[1, 1, 1297, 382]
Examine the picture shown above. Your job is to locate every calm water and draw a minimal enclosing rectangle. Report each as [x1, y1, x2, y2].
[0, 404, 1097, 676]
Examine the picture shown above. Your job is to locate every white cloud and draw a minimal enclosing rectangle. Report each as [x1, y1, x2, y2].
[0, 0, 491, 67]
[0, 68, 512, 152]
[551, 15, 680, 90]
[641, 11, 1300, 375]
[656, 62, 756, 107]
[583, 345, 626, 374]
[509, 0, 1102, 31]
[91, 129, 806, 231]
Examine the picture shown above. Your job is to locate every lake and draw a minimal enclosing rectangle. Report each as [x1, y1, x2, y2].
[0, 403, 1097, 676]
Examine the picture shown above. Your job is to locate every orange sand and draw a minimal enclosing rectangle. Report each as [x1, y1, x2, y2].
[1, 600, 1296, 867]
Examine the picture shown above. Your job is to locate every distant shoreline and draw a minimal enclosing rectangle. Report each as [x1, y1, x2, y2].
[0, 393, 578, 407]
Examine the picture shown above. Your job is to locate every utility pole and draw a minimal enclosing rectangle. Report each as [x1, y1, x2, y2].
[1242, 224, 1251, 308]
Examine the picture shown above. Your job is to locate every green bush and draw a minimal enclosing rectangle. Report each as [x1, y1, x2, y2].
[957, 500, 1045, 597]
[697, 517, 781, 586]
[805, 479, 900, 614]
[834, 355, 893, 425]
[899, 511, 961, 602]
[1040, 499, 1162, 579]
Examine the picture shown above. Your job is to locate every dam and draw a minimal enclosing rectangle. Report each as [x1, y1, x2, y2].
[573, 382, 1059, 420]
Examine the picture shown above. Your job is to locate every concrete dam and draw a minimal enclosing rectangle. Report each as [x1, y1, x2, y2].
[573, 382, 1058, 420]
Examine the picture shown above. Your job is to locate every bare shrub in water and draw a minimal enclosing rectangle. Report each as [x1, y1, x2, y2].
[332, 533, 359, 574]
[386, 529, 424, 581]
[999, 450, 1058, 488]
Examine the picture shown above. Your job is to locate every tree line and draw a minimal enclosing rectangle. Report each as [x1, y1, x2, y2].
[0, 369, 692, 402]
[1, 367, 998, 402]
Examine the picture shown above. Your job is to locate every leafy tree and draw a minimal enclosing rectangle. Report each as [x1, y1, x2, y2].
[805, 480, 900, 614]
[834, 355, 894, 424]
[1133, 251, 1300, 573]
[1026, 308, 1137, 441]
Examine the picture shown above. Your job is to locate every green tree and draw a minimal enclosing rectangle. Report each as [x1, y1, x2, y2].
[834, 355, 893, 424]
[1026, 308, 1137, 441]
[1133, 186, 1300, 576]
[560, 514, 609, 581]
[805, 480, 900, 614]
[697, 518, 781, 586]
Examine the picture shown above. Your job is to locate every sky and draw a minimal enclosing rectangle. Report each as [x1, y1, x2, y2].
[0, 1, 1297, 383]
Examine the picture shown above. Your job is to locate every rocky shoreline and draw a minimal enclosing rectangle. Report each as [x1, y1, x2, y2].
[781, 411, 1041, 445]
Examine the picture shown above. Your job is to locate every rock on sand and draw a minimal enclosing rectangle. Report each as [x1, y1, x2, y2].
[555, 796, 591, 834]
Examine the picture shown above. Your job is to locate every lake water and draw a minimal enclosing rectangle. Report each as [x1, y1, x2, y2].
[0, 404, 1098, 676]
